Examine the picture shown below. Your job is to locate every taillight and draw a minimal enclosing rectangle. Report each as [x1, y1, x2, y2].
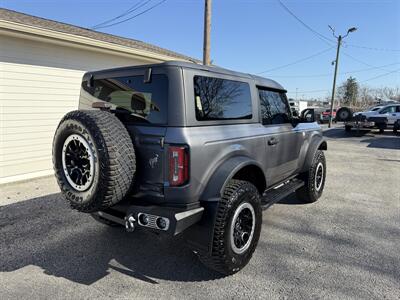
[168, 145, 189, 186]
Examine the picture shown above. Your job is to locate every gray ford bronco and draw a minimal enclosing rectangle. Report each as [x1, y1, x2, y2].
[53, 61, 327, 275]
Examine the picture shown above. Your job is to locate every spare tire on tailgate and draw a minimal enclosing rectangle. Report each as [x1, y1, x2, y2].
[53, 110, 136, 212]
[336, 107, 353, 122]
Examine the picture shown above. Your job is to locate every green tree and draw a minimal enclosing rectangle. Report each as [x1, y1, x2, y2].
[337, 76, 359, 106]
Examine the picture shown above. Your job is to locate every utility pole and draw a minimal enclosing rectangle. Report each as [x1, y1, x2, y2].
[203, 0, 212, 65]
[329, 35, 341, 128]
[328, 26, 357, 128]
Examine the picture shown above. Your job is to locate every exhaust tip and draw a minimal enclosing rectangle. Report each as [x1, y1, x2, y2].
[156, 217, 168, 230]
[137, 213, 169, 231]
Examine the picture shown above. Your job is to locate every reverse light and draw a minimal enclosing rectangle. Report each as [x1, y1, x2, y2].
[168, 145, 189, 186]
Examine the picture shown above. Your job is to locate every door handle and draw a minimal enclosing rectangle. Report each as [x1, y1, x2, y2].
[268, 137, 279, 146]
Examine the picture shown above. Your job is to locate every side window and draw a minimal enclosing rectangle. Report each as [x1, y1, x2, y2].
[194, 76, 252, 121]
[380, 106, 395, 114]
[258, 88, 291, 125]
[397, 106, 400, 113]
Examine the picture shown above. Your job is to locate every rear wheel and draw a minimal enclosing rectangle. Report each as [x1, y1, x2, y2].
[198, 180, 262, 275]
[296, 150, 326, 203]
[53, 110, 136, 212]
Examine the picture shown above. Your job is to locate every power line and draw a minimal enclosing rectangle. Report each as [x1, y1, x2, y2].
[91, 0, 152, 29]
[267, 62, 400, 78]
[360, 68, 400, 83]
[277, 0, 334, 46]
[287, 68, 400, 94]
[257, 47, 334, 74]
[345, 44, 400, 52]
[287, 89, 329, 94]
[94, 0, 167, 30]
[341, 51, 395, 73]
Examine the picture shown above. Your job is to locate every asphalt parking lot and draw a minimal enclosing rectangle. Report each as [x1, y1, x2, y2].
[1, 127, 399, 299]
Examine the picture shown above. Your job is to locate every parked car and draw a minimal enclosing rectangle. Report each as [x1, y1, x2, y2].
[353, 105, 385, 117]
[320, 109, 337, 123]
[52, 61, 327, 275]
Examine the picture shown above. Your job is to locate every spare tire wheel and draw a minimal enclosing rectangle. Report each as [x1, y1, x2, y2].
[52, 110, 136, 212]
[336, 107, 353, 122]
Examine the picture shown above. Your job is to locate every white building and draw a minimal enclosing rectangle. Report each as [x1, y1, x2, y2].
[0, 8, 195, 184]
[288, 99, 308, 115]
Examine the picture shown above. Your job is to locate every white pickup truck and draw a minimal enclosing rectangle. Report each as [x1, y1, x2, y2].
[344, 104, 400, 132]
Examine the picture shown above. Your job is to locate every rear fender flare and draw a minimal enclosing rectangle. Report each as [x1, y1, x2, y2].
[186, 156, 265, 254]
[200, 156, 265, 202]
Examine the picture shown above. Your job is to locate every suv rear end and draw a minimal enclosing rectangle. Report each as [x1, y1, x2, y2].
[79, 64, 194, 206]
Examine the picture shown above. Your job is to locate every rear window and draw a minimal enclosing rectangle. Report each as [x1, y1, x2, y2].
[81, 74, 168, 124]
[194, 76, 252, 121]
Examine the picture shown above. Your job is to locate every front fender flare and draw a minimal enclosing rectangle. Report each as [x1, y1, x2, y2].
[301, 136, 327, 173]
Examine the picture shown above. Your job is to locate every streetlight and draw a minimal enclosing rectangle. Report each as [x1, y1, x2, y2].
[328, 26, 357, 128]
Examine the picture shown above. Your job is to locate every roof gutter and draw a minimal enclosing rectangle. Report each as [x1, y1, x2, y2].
[0, 20, 190, 63]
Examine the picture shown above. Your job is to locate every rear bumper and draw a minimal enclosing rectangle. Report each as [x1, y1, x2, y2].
[94, 205, 204, 236]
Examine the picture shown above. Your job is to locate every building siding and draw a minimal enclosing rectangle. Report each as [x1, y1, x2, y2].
[0, 34, 159, 184]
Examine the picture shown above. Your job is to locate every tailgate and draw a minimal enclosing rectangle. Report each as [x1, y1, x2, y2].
[127, 125, 167, 194]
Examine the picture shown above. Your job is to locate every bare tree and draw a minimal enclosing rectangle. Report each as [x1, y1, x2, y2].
[194, 77, 243, 118]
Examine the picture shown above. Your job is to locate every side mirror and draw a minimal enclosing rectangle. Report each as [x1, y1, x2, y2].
[300, 108, 315, 123]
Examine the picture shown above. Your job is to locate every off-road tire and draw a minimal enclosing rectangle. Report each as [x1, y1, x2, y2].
[377, 123, 386, 134]
[53, 110, 136, 213]
[394, 121, 399, 133]
[296, 150, 326, 203]
[198, 180, 262, 275]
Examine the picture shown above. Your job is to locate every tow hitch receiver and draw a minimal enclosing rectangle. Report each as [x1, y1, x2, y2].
[125, 214, 136, 232]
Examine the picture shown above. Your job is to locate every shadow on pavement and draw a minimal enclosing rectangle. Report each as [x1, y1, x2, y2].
[360, 137, 400, 150]
[323, 128, 400, 150]
[277, 192, 307, 205]
[0, 194, 222, 285]
[323, 128, 371, 139]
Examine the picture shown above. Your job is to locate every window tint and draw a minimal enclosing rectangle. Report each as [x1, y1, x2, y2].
[194, 76, 252, 121]
[82, 74, 168, 124]
[258, 89, 291, 125]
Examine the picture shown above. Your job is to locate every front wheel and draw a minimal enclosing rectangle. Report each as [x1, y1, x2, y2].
[296, 150, 326, 203]
[198, 180, 262, 275]
[393, 121, 399, 133]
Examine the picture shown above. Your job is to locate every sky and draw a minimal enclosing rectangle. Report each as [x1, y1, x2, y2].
[2, 0, 399, 99]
